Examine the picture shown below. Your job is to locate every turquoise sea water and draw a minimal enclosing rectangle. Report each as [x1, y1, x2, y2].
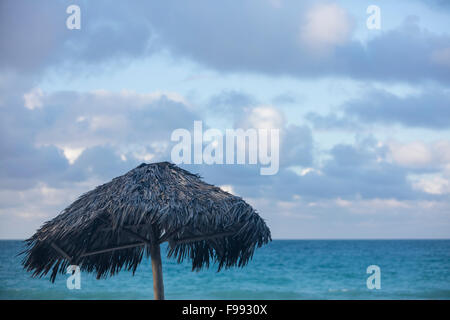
[0, 240, 449, 299]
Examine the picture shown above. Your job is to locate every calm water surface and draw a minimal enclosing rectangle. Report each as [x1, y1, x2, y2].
[0, 240, 449, 299]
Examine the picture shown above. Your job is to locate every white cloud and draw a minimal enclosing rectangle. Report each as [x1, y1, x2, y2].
[238, 106, 284, 130]
[333, 198, 412, 212]
[30, 89, 195, 161]
[299, 3, 353, 53]
[388, 141, 432, 167]
[356, 198, 412, 211]
[388, 140, 450, 169]
[219, 184, 235, 194]
[110, 90, 191, 110]
[386, 140, 450, 195]
[335, 198, 351, 207]
[90, 115, 127, 131]
[0, 179, 103, 238]
[62, 147, 85, 164]
[412, 175, 450, 195]
[23, 87, 44, 110]
[133, 151, 155, 162]
[252, 196, 450, 238]
[289, 166, 322, 176]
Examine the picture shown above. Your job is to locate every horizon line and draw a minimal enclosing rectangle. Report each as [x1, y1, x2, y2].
[1, 237, 450, 241]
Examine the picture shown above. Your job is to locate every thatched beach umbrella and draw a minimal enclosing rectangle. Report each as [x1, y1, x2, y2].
[22, 162, 271, 299]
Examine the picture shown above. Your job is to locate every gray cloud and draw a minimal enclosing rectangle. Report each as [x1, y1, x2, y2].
[346, 89, 450, 129]
[0, 85, 200, 190]
[0, 0, 66, 72]
[207, 90, 257, 116]
[2, 1, 449, 84]
[281, 124, 313, 167]
[181, 136, 442, 204]
[416, 0, 450, 10]
[142, 1, 450, 83]
[305, 112, 362, 131]
[307, 88, 450, 130]
[271, 93, 298, 105]
[1, 83, 447, 239]
[0, 0, 153, 74]
[1, 1, 449, 239]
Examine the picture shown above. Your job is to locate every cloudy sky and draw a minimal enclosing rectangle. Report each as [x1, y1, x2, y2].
[1, 0, 450, 239]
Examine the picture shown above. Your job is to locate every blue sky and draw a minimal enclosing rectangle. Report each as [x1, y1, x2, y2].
[1, 0, 450, 239]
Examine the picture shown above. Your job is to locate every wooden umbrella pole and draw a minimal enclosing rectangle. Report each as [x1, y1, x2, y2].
[150, 241, 165, 300]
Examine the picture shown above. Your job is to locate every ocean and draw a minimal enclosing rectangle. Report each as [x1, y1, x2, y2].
[0, 240, 449, 300]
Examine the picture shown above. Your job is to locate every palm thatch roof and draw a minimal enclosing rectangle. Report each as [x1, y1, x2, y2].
[22, 162, 271, 282]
